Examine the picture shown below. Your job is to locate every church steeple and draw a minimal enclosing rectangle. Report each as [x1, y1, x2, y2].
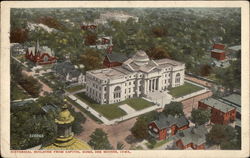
[35, 39, 40, 55]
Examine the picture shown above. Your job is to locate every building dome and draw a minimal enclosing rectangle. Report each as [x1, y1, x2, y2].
[132, 50, 150, 66]
[55, 103, 74, 124]
[41, 99, 92, 150]
[42, 137, 92, 150]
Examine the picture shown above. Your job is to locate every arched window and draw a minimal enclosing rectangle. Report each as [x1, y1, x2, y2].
[113, 86, 121, 99]
[175, 73, 181, 84]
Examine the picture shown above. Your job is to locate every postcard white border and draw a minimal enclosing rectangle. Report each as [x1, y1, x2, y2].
[1, 1, 249, 158]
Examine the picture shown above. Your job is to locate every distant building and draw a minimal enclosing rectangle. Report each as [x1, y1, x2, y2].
[198, 97, 236, 125]
[25, 40, 57, 65]
[89, 36, 113, 53]
[53, 61, 85, 85]
[228, 45, 241, 60]
[86, 50, 185, 104]
[94, 11, 139, 25]
[81, 22, 97, 30]
[211, 43, 226, 61]
[103, 53, 128, 68]
[148, 114, 189, 140]
[210, 43, 230, 68]
[174, 125, 208, 150]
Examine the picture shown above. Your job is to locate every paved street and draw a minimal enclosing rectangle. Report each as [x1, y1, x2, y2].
[69, 102, 137, 149]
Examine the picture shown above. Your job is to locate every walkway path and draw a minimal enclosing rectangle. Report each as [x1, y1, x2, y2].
[119, 104, 136, 114]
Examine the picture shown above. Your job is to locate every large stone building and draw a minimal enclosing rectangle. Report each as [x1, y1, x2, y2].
[85, 50, 185, 104]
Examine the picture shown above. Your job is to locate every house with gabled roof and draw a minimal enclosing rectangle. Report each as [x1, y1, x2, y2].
[148, 114, 189, 140]
[53, 61, 85, 85]
[103, 53, 128, 68]
[174, 125, 208, 150]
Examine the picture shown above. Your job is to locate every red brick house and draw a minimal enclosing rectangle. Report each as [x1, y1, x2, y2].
[213, 43, 225, 50]
[25, 40, 57, 65]
[198, 98, 236, 125]
[174, 125, 208, 150]
[103, 53, 128, 68]
[148, 114, 189, 140]
[81, 23, 97, 30]
[211, 43, 226, 61]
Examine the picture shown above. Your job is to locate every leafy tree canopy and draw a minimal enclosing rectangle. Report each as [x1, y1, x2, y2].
[190, 108, 211, 126]
[88, 128, 113, 150]
[163, 102, 184, 117]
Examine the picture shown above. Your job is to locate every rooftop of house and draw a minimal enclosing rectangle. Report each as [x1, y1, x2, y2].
[88, 50, 184, 80]
[106, 53, 128, 63]
[174, 125, 208, 146]
[53, 61, 82, 78]
[228, 45, 241, 51]
[211, 49, 225, 53]
[200, 97, 235, 113]
[151, 113, 189, 130]
[221, 94, 241, 107]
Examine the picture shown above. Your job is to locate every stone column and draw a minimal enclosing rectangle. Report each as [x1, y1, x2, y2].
[149, 80, 151, 92]
[156, 78, 158, 90]
[152, 79, 154, 91]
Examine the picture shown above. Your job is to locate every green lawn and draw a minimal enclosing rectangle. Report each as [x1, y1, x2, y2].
[168, 82, 203, 98]
[124, 98, 154, 110]
[75, 93, 154, 120]
[66, 85, 85, 93]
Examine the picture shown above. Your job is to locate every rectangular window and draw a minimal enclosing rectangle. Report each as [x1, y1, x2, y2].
[104, 87, 106, 91]
[125, 89, 126, 94]
[125, 83, 127, 86]
[129, 82, 131, 85]
[129, 88, 131, 93]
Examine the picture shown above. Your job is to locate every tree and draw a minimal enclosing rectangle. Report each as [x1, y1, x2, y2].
[163, 102, 184, 117]
[206, 124, 237, 147]
[147, 47, 171, 60]
[190, 109, 211, 126]
[79, 48, 102, 70]
[84, 32, 97, 46]
[200, 64, 212, 76]
[131, 117, 149, 140]
[88, 128, 113, 150]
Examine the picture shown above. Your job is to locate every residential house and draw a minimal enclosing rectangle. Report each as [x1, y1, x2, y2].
[198, 97, 236, 125]
[210, 43, 230, 68]
[53, 61, 85, 85]
[174, 125, 208, 150]
[103, 53, 128, 68]
[148, 114, 189, 140]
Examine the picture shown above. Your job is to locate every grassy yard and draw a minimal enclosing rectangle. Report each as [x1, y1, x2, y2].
[168, 82, 203, 98]
[66, 85, 85, 93]
[75, 93, 154, 120]
[66, 96, 103, 124]
[124, 98, 154, 110]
